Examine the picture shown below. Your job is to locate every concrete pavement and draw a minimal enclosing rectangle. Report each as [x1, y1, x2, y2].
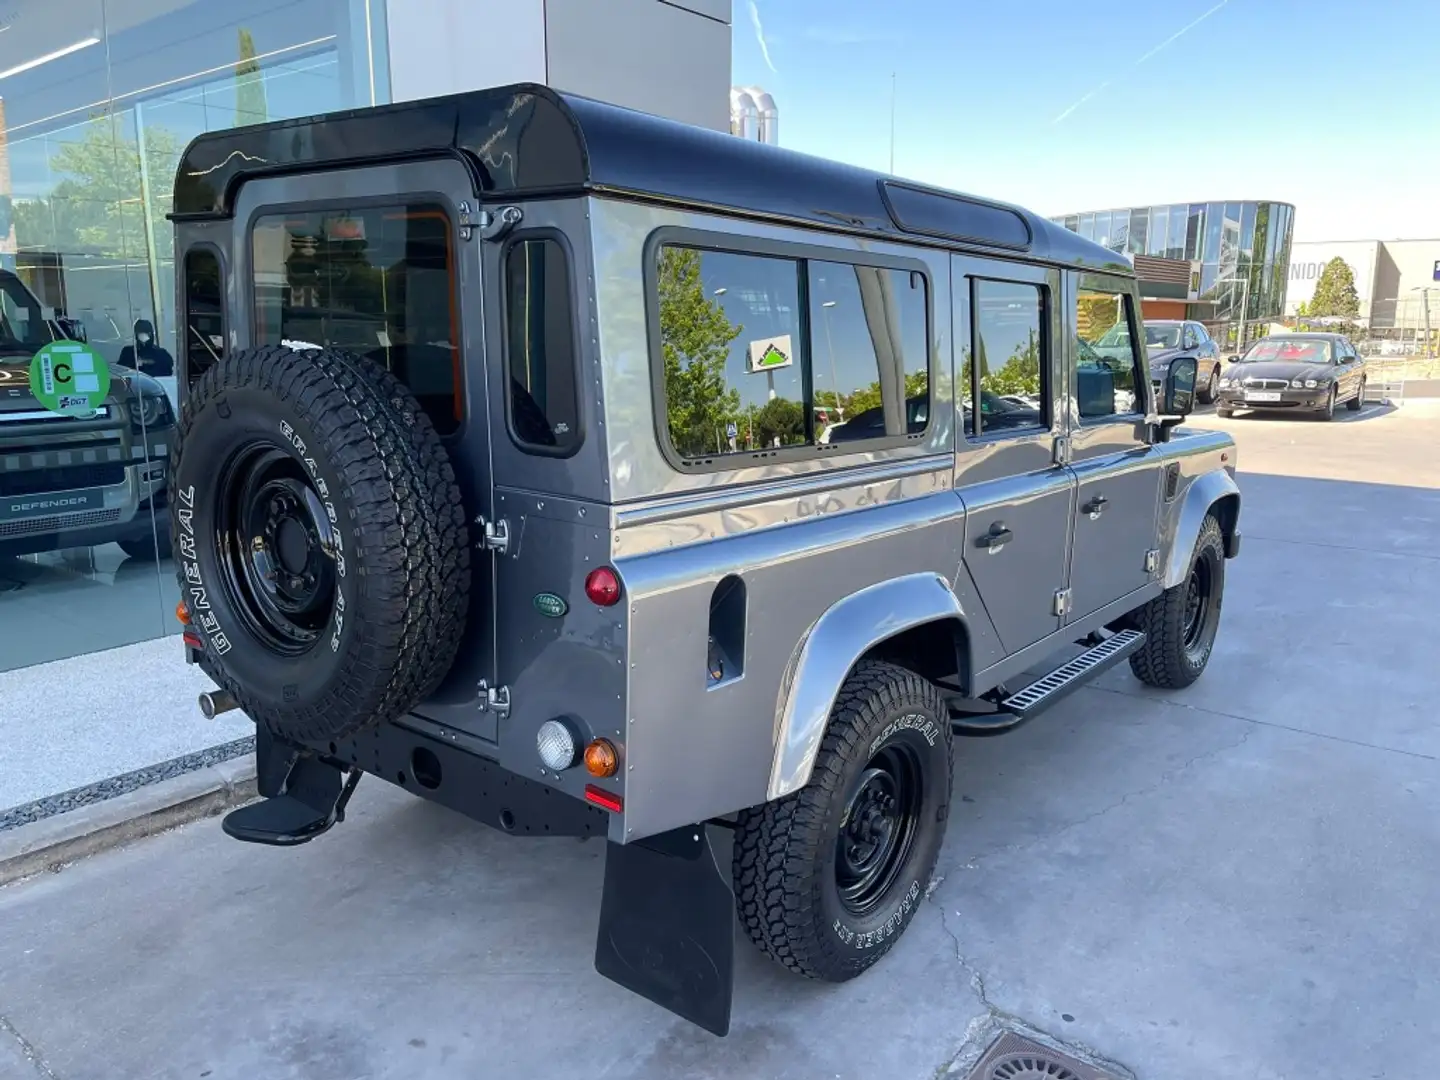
[1, 401, 1437, 1080]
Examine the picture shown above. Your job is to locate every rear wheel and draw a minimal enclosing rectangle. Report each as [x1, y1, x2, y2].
[1197, 364, 1221, 405]
[170, 345, 470, 745]
[1128, 514, 1226, 689]
[732, 661, 952, 981]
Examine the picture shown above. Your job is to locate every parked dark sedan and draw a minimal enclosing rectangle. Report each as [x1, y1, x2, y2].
[1214, 333, 1367, 420]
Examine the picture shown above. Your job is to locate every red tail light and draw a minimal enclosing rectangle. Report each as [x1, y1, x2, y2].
[584, 566, 621, 607]
[584, 784, 623, 813]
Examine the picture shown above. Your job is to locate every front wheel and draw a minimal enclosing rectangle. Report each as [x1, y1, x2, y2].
[1128, 514, 1226, 689]
[1347, 377, 1366, 411]
[732, 661, 952, 982]
[1318, 386, 1337, 421]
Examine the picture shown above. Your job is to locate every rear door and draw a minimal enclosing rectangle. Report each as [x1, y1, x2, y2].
[954, 256, 1075, 655]
[231, 159, 500, 740]
[1065, 274, 1163, 622]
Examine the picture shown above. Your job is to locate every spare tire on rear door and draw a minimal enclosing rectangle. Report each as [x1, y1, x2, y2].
[170, 344, 471, 745]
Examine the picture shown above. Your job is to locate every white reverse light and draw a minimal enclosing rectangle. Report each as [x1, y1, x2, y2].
[536, 719, 579, 771]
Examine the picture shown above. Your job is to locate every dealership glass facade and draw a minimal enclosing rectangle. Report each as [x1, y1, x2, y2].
[0, 1, 389, 672]
[1050, 201, 1296, 323]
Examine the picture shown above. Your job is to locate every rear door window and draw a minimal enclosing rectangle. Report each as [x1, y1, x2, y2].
[251, 203, 462, 435]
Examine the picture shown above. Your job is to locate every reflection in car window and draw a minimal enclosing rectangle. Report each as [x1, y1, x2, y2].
[183, 249, 225, 384]
[654, 245, 929, 461]
[1240, 339, 1332, 364]
[1145, 324, 1182, 349]
[251, 203, 462, 435]
[1076, 283, 1143, 419]
[968, 280, 1046, 437]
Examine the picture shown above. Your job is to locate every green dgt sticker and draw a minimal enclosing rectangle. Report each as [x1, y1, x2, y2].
[30, 341, 110, 416]
[533, 592, 568, 618]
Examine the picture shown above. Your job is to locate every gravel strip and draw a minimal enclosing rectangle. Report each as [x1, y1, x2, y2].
[0, 737, 255, 833]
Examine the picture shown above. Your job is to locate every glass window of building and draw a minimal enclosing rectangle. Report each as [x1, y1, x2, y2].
[1186, 204, 1205, 260]
[1167, 205, 1188, 260]
[1128, 209, 1148, 255]
[1203, 202, 1224, 264]
[1240, 203, 1258, 259]
[1078, 213, 1095, 241]
[1147, 207, 1166, 257]
[0, 0, 391, 672]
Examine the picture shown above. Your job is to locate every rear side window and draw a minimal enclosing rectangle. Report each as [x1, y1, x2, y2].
[183, 248, 225, 385]
[654, 243, 929, 464]
[251, 203, 461, 435]
[504, 237, 581, 454]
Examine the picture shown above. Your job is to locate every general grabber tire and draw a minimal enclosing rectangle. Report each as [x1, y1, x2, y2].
[732, 661, 952, 982]
[170, 345, 470, 745]
[1128, 513, 1226, 690]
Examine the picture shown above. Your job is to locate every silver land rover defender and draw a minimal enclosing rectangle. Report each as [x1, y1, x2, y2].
[168, 84, 1240, 1036]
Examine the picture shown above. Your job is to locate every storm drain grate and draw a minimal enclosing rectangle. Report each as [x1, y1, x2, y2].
[966, 1031, 1116, 1080]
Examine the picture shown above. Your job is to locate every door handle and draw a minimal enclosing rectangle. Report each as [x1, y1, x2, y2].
[1082, 495, 1108, 519]
[978, 523, 1013, 554]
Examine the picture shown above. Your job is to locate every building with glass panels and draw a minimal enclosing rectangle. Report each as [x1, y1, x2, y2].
[1048, 201, 1295, 330]
[0, 0, 731, 683]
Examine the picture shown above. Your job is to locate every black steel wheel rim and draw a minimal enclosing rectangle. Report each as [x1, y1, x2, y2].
[215, 439, 338, 656]
[836, 742, 924, 916]
[1182, 552, 1214, 650]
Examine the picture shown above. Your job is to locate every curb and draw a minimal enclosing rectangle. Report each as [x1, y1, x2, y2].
[0, 758, 257, 888]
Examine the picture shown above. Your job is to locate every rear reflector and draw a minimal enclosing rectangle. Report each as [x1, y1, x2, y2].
[182, 631, 204, 651]
[584, 784, 623, 813]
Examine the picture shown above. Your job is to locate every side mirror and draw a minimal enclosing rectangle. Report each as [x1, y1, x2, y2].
[56, 316, 88, 343]
[1161, 356, 1198, 417]
[1226, 354, 1240, 363]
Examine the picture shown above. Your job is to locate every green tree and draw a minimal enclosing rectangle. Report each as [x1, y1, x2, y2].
[1309, 257, 1360, 318]
[657, 247, 743, 455]
[11, 116, 180, 262]
[981, 330, 1041, 396]
[235, 29, 269, 126]
[754, 396, 805, 446]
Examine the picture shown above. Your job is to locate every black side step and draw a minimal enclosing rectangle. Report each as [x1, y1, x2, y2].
[222, 750, 361, 846]
[951, 629, 1145, 735]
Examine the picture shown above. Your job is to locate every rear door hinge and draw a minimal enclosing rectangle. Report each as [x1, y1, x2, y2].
[1053, 588, 1072, 616]
[1145, 548, 1160, 574]
[1052, 435, 1072, 467]
[478, 680, 511, 717]
[475, 515, 511, 554]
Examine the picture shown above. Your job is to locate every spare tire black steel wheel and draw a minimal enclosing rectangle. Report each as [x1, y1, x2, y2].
[732, 660, 953, 982]
[170, 345, 470, 744]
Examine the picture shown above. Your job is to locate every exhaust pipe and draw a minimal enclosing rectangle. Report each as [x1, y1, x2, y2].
[198, 690, 239, 719]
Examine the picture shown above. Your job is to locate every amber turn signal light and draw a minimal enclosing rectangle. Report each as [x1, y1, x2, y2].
[584, 738, 619, 778]
[175, 601, 191, 625]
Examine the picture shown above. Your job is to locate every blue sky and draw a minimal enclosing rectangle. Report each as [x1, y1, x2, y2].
[733, 0, 1440, 242]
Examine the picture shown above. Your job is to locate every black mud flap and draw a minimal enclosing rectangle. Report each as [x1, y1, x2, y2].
[594, 826, 736, 1036]
[222, 729, 361, 846]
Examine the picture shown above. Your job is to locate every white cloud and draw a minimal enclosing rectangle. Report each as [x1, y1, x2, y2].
[749, 1, 777, 73]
